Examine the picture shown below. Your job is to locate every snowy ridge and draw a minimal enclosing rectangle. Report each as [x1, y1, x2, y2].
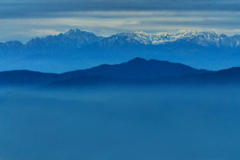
[3, 29, 240, 50]
[117, 29, 240, 47]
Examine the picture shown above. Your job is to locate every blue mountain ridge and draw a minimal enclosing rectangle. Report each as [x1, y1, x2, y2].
[0, 58, 206, 86]
[0, 29, 240, 72]
[0, 57, 240, 88]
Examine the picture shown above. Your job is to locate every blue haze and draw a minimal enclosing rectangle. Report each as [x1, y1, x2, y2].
[0, 86, 240, 160]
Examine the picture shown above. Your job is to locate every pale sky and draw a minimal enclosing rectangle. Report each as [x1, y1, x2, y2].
[1, 0, 240, 43]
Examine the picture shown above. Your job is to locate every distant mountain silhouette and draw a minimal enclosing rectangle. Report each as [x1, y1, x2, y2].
[2, 58, 240, 88]
[59, 57, 207, 80]
[0, 58, 207, 87]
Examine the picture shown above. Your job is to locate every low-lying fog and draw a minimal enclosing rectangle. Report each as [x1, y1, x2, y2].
[0, 85, 240, 160]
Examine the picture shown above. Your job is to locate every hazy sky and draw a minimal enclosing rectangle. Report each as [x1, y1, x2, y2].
[1, 0, 240, 43]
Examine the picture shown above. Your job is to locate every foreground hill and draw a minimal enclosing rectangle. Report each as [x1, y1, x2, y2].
[0, 58, 207, 87]
[2, 58, 240, 88]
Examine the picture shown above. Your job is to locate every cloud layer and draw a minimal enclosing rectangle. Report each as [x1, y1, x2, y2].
[0, 0, 240, 42]
[2, 0, 240, 19]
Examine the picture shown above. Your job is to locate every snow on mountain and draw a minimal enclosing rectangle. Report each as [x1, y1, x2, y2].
[117, 29, 199, 45]
[117, 29, 240, 47]
[2, 29, 240, 50]
[24, 28, 240, 48]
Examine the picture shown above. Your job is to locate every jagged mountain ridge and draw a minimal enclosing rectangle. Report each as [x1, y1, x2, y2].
[118, 30, 240, 47]
[2, 29, 240, 49]
[0, 29, 103, 55]
[25, 29, 102, 48]
[1, 29, 240, 72]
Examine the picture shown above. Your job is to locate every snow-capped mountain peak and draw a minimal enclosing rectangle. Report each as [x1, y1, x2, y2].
[175, 29, 199, 36]
[117, 29, 240, 47]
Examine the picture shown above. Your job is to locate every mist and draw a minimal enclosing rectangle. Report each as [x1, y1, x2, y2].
[0, 85, 240, 160]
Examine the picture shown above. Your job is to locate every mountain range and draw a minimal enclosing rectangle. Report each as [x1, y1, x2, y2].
[1, 29, 240, 72]
[117, 30, 240, 47]
[1, 57, 240, 89]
